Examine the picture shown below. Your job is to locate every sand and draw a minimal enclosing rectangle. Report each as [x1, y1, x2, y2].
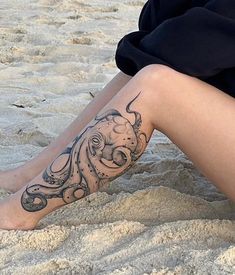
[0, 0, 234, 274]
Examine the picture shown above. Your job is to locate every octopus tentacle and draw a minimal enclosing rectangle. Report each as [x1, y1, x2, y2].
[62, 182, 88, 204]
[126, 92, 142, 131]
[77, 138, 100, 191]
[89, 146, 132, 179]
[43, 147, 73, 185]
[21, 184, 63, 211]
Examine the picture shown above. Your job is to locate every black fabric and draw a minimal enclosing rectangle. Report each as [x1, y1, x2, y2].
[115, 0, 235, 97]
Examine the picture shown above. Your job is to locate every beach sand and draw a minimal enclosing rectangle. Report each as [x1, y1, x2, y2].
[0, 0, 234, 274]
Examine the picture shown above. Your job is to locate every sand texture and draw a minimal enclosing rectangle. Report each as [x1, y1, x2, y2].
[0, 0, 234, 274]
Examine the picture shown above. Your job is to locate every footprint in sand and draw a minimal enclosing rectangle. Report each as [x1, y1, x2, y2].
[69, 37, 93, 45]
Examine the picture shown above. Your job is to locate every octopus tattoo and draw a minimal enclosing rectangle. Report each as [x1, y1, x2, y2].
[21, 93, 148, 212]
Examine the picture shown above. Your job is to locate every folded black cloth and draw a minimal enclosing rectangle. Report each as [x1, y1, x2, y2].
[115, 0, 235, 97]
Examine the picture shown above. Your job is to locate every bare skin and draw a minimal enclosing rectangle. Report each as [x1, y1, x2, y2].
[0, 72, 132, 192]
[0, 64, 235, 230]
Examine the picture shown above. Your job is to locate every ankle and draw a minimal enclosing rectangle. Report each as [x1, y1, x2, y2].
[0, 195, 39, 230]
[6, 216, 37, 231]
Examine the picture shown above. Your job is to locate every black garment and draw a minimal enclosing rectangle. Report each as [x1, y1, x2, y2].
[115, 0, 235, 97]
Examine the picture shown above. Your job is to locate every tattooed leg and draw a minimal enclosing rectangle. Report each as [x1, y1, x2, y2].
[0, 69, 154, 229]
[21, 93, 149, 212]
[0, 72, 131, 193]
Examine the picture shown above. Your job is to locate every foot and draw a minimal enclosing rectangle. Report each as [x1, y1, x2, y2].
[0, 167, 36, 193]
[0, 152, 85, 230]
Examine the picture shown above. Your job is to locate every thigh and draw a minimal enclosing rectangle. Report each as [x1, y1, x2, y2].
[144, 65, 235, 200]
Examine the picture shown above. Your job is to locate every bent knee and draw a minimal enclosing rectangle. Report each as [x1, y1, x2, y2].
[137, 64, 178, 81]
[135, 64, 198, 101]
[133, 65, 195, 126]
[133, 65, 179, 101]
[137, 64, 195, 85]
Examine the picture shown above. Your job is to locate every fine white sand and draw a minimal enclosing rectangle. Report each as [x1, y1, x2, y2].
[0, 0, 234, 274]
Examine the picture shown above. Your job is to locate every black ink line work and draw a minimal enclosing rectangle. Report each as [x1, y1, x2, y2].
[21, 92, 148, 212]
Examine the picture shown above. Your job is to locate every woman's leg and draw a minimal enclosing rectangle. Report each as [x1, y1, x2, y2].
[146, 65, 235, 199]
[0, 64, 235, 230]
[0, 72, 132, 192]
